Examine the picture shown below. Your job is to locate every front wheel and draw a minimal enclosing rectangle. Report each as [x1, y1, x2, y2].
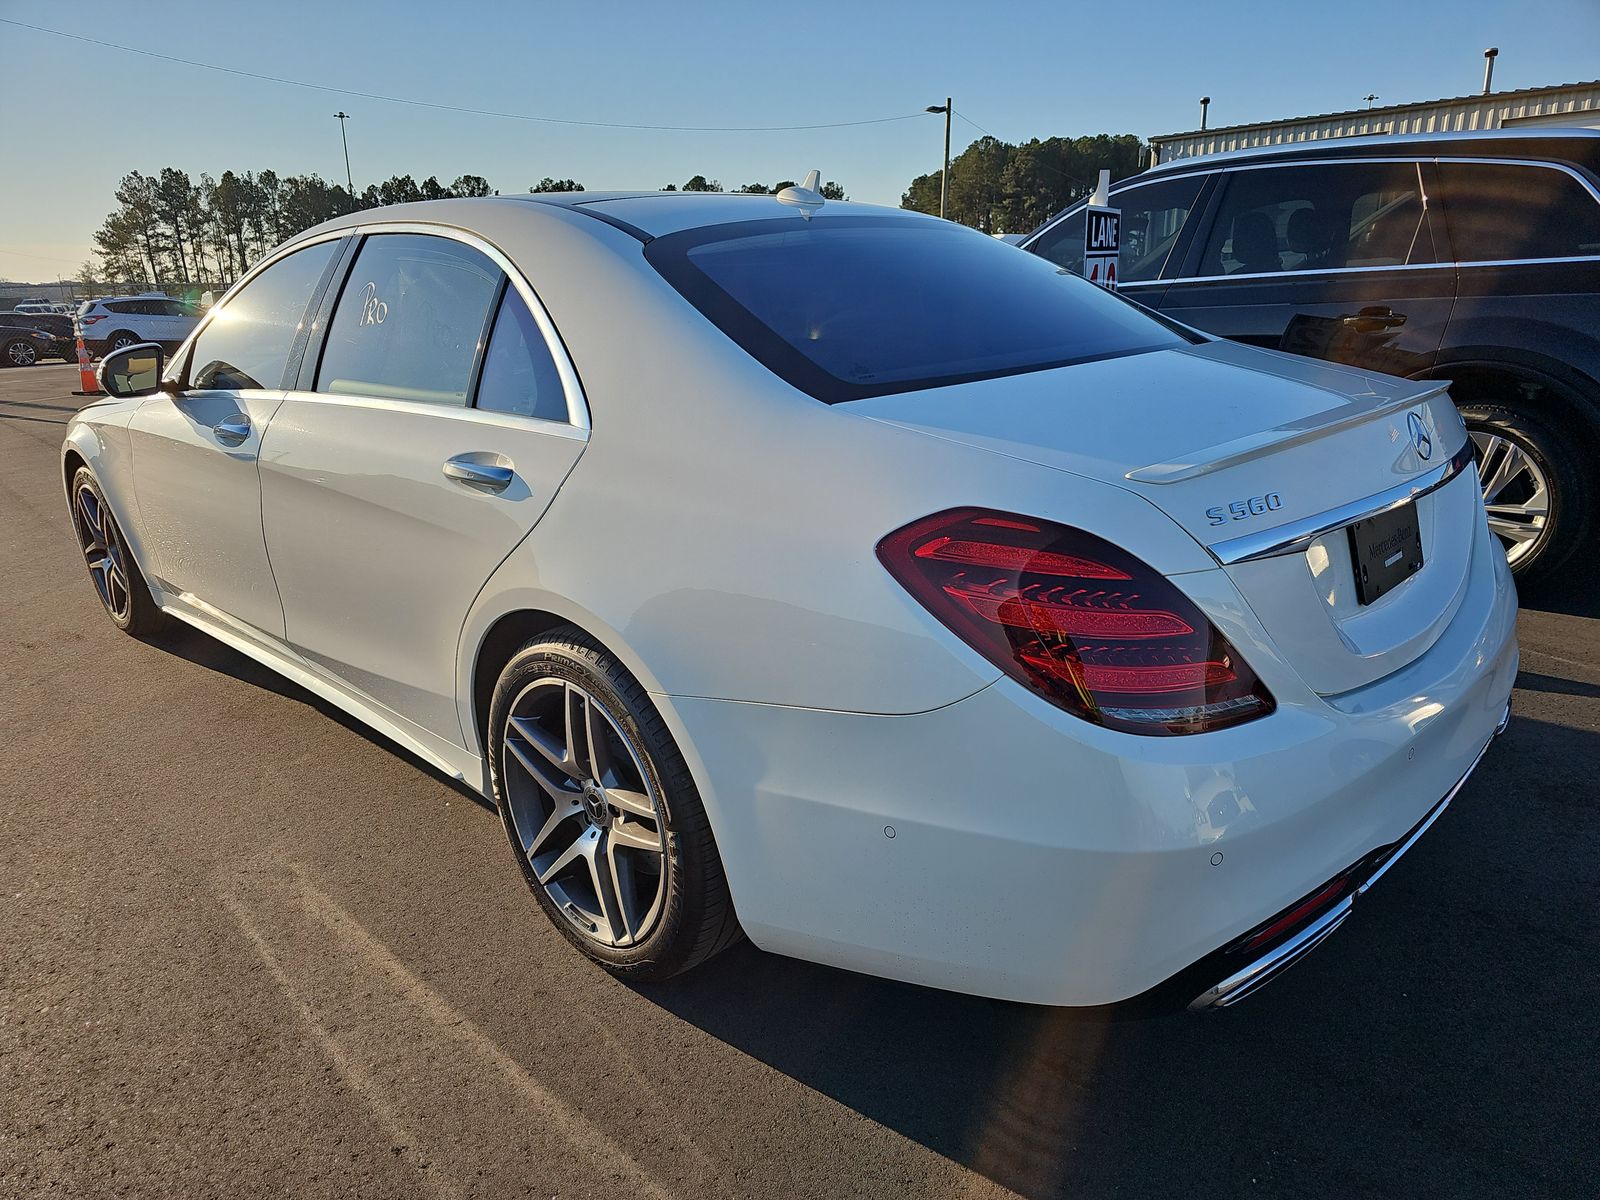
[1460, 402, 1592, 582]
[4, 338, 38, 367]
[488, 629, 741, 981]
[69, 468, 171, 637]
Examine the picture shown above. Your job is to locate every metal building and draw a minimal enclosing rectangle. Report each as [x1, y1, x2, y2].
[1150, 80, 1600, 166]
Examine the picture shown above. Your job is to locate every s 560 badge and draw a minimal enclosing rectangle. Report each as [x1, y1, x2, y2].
[1207, 492, 1284, 526]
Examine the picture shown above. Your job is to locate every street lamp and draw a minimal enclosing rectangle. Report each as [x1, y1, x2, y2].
[925, 99, 951, 220]
[334, 111, 355, 209]
[1365, 93, 1379, 109]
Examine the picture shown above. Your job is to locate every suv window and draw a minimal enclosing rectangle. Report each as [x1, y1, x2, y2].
[647, 215, 1189, 403]
[1200, 161, 1439, 277]
[317, 233, 502, 407]
[1030, 175, 1207, 283]
[189, 241, 339, 390]
[475, 288, 568, 422]
[1436, 162, 1600, 262]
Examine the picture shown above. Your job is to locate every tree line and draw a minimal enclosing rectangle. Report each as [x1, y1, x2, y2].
[84, 169, 849, 292]
[901, 134, 1148, 233]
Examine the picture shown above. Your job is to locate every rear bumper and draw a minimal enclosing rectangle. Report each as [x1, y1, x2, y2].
[660, 519, 1518, 1008]
[1185, 701, 1508, 1011]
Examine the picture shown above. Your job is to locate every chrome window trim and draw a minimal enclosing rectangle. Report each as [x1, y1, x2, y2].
[1210, 438, 1474, 565]
[262, 387, 588, 441]
[329, 220, 591, 433]
[1027, 155, 1600, 279]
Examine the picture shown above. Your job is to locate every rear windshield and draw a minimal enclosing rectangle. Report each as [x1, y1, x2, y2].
[645, 215, 1189, 403]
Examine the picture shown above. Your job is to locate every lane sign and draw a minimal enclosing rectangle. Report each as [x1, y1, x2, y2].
[1084, 205, 1120, 291]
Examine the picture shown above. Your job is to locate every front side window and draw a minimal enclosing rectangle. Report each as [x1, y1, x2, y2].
[1436, 162, 1600, 262]
[648, 215, 1190, 403]
[316, 233, 502, 407]
[1200, 161, 1439, 277]
[189, 240, 339, 390]
[1027, 175, 1205, 284]
[475, 288, 569, 422]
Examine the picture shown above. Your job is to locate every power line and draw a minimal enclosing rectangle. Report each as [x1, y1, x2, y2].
[1, 18, 926, 134]
[0, 246, 84, 267]
[957, 111, 1000, 139]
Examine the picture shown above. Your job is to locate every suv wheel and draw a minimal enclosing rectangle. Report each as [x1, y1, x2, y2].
[1460, 402, 1592, 582]
[4, 338, 38, 367]
[106, 331, 139, 352]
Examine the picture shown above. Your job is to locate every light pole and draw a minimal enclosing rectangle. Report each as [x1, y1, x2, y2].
[334, 111, 355, 208]
[925, 98, 951, 220]
[1482, 47, 1499, 95]
[1365, 93, 1379, 109]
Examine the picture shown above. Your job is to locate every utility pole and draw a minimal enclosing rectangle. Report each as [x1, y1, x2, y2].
[334, 111, 355, 208]
[925, 98, 952, 220]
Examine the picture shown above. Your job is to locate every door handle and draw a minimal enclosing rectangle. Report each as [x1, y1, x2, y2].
[213, 413, 251, 445]
[443, 455, 514, 493]
[1340, 306, 1406, 332]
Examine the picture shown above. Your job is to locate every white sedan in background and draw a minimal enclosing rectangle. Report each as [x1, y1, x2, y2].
[65, 184, 1516, 1011]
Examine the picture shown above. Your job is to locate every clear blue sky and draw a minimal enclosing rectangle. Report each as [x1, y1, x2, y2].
[2, 0, 1597, 281]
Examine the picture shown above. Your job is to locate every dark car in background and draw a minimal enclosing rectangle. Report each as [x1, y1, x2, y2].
[0, 312, 72, 366]
[1022, 128, 1600, 581]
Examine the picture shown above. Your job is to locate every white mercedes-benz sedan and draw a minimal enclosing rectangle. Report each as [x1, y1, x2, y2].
[65, 184, 1517, 1011]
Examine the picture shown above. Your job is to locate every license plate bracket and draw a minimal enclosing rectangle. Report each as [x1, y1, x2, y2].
[1348, 501, 1423, 605]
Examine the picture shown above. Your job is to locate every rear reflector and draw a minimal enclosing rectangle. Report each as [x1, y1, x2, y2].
[877, 508, 1275, 735]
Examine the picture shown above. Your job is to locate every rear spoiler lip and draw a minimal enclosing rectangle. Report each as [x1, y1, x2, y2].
[1125, 381, 1452, 485]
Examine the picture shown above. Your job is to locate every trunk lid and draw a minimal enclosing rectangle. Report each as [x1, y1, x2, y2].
[850, 339, 1479, 696]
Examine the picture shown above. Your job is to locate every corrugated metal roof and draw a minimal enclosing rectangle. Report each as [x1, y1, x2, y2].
[1153, 79, 1600, 143]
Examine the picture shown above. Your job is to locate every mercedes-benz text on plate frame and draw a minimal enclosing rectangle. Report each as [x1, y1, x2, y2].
[65, 188, 1517, 1012]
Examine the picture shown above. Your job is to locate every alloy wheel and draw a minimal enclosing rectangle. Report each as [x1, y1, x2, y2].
[500, 678, 667, 948]
[1470, 430, 1550, 566]
[75, 485, 131, 620]
[7, 340, 38, 366]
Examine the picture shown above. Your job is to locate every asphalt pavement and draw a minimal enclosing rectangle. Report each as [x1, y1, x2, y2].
[3, 362, 1597, 1198]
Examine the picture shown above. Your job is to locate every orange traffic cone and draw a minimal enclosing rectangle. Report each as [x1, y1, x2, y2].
[71, 315, 100, 397]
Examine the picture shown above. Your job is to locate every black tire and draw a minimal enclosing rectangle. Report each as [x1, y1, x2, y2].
[3, 338, 38, 367]
[68, 467, 172, 638]
[1459, 402, 1593, 583]
[105, 330, 139, 353]
[487, 627, 741, 981]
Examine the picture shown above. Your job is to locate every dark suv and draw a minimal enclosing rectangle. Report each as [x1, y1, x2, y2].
[1022, 128, 1600, 581]
[0, 312, 74, 364]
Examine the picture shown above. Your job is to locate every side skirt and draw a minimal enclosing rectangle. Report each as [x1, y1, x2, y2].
[157, 589, 491, 794]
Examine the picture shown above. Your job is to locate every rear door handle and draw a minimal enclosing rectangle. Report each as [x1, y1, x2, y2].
[1340, 306, 1406, 332]
[443, 455, 514, 493]
[213, 413, 251, 445]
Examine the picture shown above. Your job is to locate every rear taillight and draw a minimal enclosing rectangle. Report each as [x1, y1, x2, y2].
[877, 508, 1275, 735]
[81, 315, 105, 325]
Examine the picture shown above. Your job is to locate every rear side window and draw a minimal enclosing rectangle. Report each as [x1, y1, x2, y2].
[1436, 162, 1600, 262]
[317, 233, 502, 407]
[1200, 161, 1439, 276]
[475, 288, 568, 422]
[1029, 175, 1206, 283]
[647, 216, 1188, 403]
[189, 241, 339, 390]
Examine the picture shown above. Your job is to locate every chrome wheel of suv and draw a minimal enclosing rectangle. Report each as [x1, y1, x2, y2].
[5, 339, 38, 366]
[1471, 430, 1550, 567]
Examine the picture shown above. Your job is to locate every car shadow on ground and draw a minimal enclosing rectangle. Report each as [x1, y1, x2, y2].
[633, 713, 1600, 1198]
[146, 622, 495, 813]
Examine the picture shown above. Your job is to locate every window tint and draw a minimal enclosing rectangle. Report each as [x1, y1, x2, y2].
[475, 288, 568, 422]
[107, 301, 140, 314]
[1436, 162, 1600, 262]
[1201, 162, 1438, 277]
[647, 216, 1189, 403]
[1029, 176, 1206, 283]
[189, 241, 338, 390]
[317, 234, 501, 406]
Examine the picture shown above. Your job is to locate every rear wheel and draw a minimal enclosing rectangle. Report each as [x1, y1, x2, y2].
[105, 330, 139, 353]
[487, 628, 741, 980]
[1459, 402, 1591, 582]
[69, 468, 171, 637]
[4, 338, 38, 367]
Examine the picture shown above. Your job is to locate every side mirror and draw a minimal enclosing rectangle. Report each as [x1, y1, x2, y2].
[97, 343, 167, 399]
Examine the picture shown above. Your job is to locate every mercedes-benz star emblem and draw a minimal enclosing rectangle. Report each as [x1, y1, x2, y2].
[1407, 411, 1433, 461]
